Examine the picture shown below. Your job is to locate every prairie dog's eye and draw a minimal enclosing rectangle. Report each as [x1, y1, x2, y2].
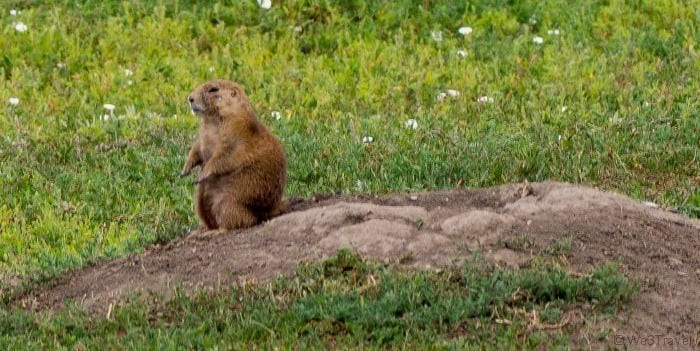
[207, 86, 220, 93]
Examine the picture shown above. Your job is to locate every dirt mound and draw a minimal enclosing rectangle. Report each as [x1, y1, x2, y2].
[18, 182, 700, 349]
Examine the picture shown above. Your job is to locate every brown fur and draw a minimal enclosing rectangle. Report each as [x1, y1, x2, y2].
[180, 80, 286, 230]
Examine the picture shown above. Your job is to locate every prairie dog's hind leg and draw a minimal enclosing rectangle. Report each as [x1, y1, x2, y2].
[215, 202, 259, 230]
[195, 184, 218, 230]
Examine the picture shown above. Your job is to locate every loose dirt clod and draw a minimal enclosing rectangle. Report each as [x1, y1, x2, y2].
[17, 182, 700, 350]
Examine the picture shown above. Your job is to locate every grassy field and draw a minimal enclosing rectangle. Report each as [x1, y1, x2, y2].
[0, 0, 698, 348]
[1, 250, 635, 349]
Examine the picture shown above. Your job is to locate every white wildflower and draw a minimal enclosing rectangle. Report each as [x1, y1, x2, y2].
[123, 69, 133, 76]
[362, 136, 373, 144]
[101, 104, 116, 121]
[10, 10, 18, 16]
[477, 96, 494, 103]
[292, 26, 302, 33]
[405, 119, 419, 130]
[557, 134, 562, 142]
[529, 17, 537, 25]
[431, 30, 443, 42]
[456, 49, 468, 57]
[271, 110, 281, 120]
[208, 66, 215, 73]
[458, 26, 473, 35]
[533, 36, 544, 44]
[257, 0, 272, 9]
[438, 90, 460, 102]
[9, 97, 19, 106]
[561, 105, 567, 112]
[547, 29, 561, 36]
[13, 22, 28, 32]
[57, 63, 66, 69]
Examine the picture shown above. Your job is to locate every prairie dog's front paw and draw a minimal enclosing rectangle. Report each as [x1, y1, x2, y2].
[180, 163, 193, 178]
[195, 167, 213, 184]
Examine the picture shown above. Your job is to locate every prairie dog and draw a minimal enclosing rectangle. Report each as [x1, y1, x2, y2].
[180, 80, 286, 230]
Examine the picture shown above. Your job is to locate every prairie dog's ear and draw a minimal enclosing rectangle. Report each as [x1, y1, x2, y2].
[231, 86, 240, 97]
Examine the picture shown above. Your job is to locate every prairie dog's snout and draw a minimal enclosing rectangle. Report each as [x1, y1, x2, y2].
[188, 95, 202, 113]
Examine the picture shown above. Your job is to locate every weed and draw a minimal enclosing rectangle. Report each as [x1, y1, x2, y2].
[544, 234, 573, 256]
[504, 233, 538, 252]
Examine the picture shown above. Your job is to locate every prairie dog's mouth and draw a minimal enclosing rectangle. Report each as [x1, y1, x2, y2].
[189, 101, 204, 114]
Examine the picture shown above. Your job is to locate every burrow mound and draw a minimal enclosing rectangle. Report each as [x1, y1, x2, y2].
[18, 182, 700, 349]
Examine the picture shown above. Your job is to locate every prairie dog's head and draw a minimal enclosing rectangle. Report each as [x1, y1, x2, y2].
[188, 80, 252, 122]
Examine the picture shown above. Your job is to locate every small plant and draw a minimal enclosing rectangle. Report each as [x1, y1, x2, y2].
[544, 234, 573, 256]
[504, 233, 538, 251]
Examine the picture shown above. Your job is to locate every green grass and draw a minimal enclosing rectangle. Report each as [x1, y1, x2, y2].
[0, 0, 696, 347]
[1, 0, 699, 282]
[0, 250, 635, 350]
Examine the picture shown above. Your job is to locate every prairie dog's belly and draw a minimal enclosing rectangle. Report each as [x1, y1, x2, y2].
[198, 128, 221, 162]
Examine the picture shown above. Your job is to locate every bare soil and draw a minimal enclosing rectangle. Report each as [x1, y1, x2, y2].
[16, 182, 700, 350]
